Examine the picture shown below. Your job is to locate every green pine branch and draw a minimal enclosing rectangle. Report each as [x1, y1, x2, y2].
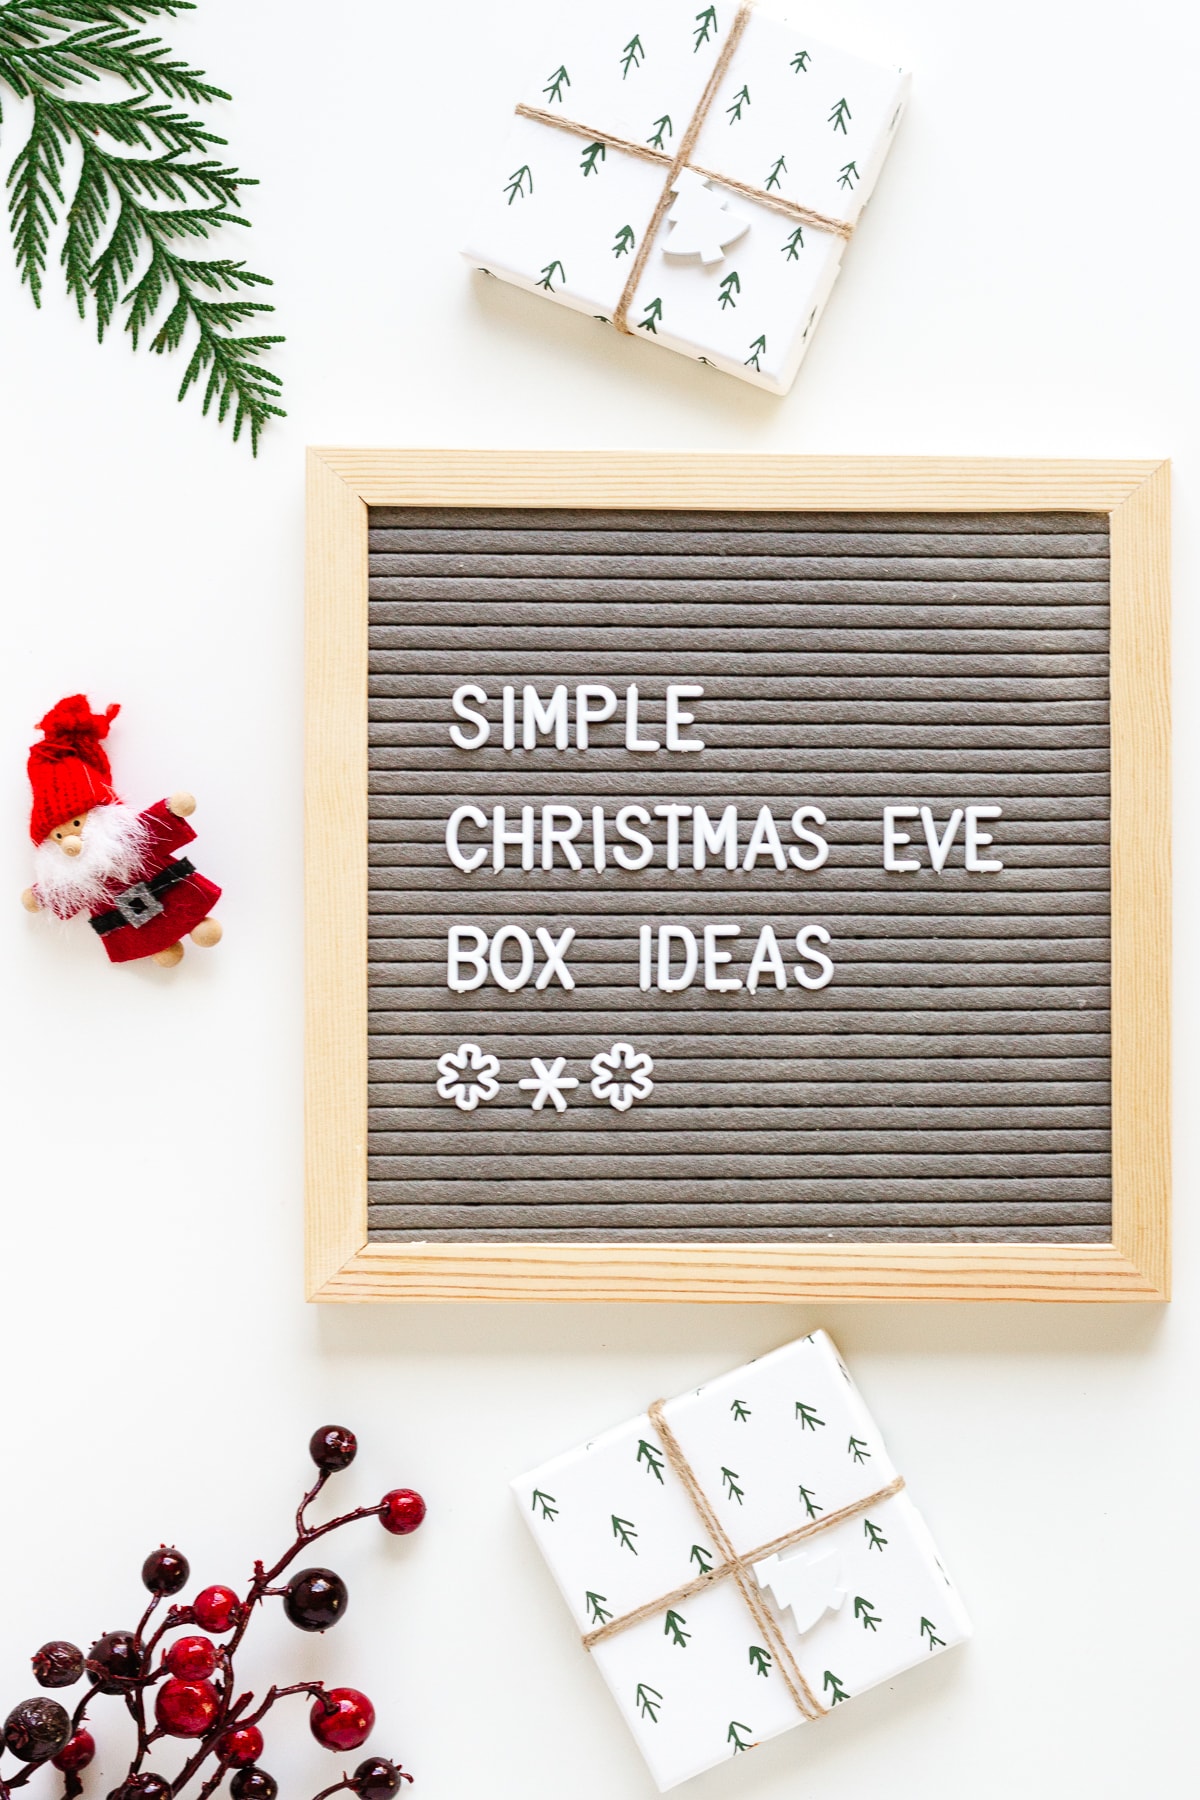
[537, 258, 564, 290]
[920, 1617, 945, 1651]
[838, 159, 859, 190]
[727, 1720, 752, 1753]
[0, 0, 283, 450]
[531, 1489, 558, 1521]
[619, 33, 643, 79]
[611, 1513, 638, 1554]
[791, 49, 810, 72]
[693, 6, 717, 51]
[781, 225, 805, 260]
[823, 1670, 849, 1705]
[853, 1595, 881, 1632]
[764, 154, 786, 191]
[543, 63, 569, 104]
[611, 222, 634, 257]
[725, 83, 749, 123]
[795, 1401, 824, 1429]
[585, 1590, 611, 1626]
[720, 1465, 744, 1504]
[848, 1436, 871, 1464]
[731, 1398, 751, 1422]
[797, 1483, 822, 1520]
[717, 270, 739, 309]
[828, 96, 851, 133]
[864, 1518, 888, 1552]
[637, 294, 661, 333]
[636, 1438, 665, 1483]
[745, 333, 765, 370]
[635, 1682, 662, 1723]
[663, 1609, 690, 1648]
[647, 113, 671, 149]
[690, 1542, 713, 1575]
[504, 164, 532, 203]
[579, 139, 605, 177]
[748, 1645, 771, 1677]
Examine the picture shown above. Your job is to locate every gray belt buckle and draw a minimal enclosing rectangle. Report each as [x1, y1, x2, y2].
[114, 880, 164, 928]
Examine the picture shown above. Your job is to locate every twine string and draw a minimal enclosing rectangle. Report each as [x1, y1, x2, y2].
[513, 4, 854, 339]
[580, 1399, 907, 1725]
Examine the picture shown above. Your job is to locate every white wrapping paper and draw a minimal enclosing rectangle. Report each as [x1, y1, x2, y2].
[463, 4, 909, 393]
[513, 1331, 970, 1789]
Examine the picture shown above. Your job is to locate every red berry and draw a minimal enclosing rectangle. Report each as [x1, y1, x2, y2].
[192, 1585, 243, 1634]
[379, 1489, 426, 1536]
[142, 1546, 190, 1596]
[4, 1697, 70, 1762]
[165, 1634, 217, 1680]
[283, 1567, 348, 1631]
[353, 1756, 409, 1797]
[310, 1688, 375, 1751]
[110, 1778, 170, 1799]
[310, 1425, 357, 1471]
[230, 1770, 277, 1800]
[53, 1729, 96, 1773]
[88, 1632, 144, 1693]
[155, 1677, 220, 1738]
[217, 1724, 264, 1766]
[32, 1641, 84, 1688]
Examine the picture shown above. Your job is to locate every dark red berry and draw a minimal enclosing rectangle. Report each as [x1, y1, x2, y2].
[109, 1777, 171, 1799]
[164, 1634, 217, 1680]
[155, 1677, 220, 1737]
[142, 1546, 190, 1596]
[353, 1756, 409, 1797]
[310, 1688, 375, 1751]
[310, 1424, 357, 1471]
[88, 1631, 144, 1693]
[52, 1728, 96, 1773]
[379, 1489, 426, 1536]
[230, 1769, 278, 1800]
[32, 1640, 84, 1688]
[4, 1697, 70, 1762]
[283, 1567, 348, 1632]
[216, 1724, 264, 1766]
[192, 1585, 243, 1634]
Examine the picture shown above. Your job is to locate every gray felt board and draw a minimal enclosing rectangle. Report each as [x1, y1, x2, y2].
[366, 507, 1111, 1244]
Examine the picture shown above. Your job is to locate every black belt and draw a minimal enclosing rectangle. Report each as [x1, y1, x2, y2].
[91, 859, 196, 936]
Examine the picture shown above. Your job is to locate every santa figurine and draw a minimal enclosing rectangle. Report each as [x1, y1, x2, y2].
[21, 695, 222, 968]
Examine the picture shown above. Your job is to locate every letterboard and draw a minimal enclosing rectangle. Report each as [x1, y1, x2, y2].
[304, 450, 1169, 1301]
[366, 505, 1113, 1244]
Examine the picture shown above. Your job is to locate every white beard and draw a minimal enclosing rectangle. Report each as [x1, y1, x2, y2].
[32, 802, 151, 919]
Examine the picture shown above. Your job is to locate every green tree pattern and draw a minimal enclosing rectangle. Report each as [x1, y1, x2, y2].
[864, 1518, 888, 1552]
[638, 296, 662, 333]
[791, 49, 811, 72]
[580, 141, 605, 177]
[823, 1670, 849, 1705]
[731, 1399, 751, 1422]
[727, 1720, 753, 1753]
[611, 1513, 638, 1553]
[795, 1401, 824, 1429]
[717, 270, 740, 309]
[620, 34, 644, 79]
[828, 96, 852, 133]
[636, 1682, 663, 1723]
[637, 1438, 665, 1482]
[854, 1596, 881, 1632]
[721, 1464, 744, 1502]
[531, 1488, 558, 1520]
[537, 260, 565, 291]
[748, 1645, 772, 1677]
[726, 83, 750, 123]
[838, 160, 859, 190]
[690, 1543, 713, 1574]
[921, 1617, 946, 1651]
[765, 155, 786, 191]
[612, 223, 636, 258]
[663, 1609, 690, 1648]
[504, 165, 533, 204]
[693, 6, 718, 51]
[585, 1591, 612, 1625]
[797, 1483, 822, 1520]
[647, 114, 672, 149]
[544, 64, 570, 104]
[848, 1436, 871, 1463]
[745, 334, 765, 370]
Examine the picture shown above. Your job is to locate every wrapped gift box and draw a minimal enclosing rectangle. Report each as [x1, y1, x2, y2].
[462, 3, 910, 394]
[512, 1331, 970, 1790]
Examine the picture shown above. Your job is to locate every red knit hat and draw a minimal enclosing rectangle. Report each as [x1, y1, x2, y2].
[28, 696, 121, 843]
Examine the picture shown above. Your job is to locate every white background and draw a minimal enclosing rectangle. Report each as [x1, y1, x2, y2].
[0, 1, 1193, 1795]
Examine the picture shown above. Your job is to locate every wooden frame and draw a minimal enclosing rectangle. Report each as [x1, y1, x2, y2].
[306, 452, 1170, 1303]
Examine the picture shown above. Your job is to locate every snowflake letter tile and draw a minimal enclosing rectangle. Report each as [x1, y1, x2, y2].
[462, 2, 909, 393]
[512, 1331, 970, 1790]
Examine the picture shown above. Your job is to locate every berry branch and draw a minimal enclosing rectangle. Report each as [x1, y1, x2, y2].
[0, 1426, 424, 1800]
[0, 0, 284, 450]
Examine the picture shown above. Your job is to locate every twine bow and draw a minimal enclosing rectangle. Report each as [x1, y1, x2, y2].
[516, 4, 855, 335]
[581, 1399, 905, 1722]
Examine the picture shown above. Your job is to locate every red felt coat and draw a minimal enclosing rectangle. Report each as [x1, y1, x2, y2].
[85, 800, 221, 964]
